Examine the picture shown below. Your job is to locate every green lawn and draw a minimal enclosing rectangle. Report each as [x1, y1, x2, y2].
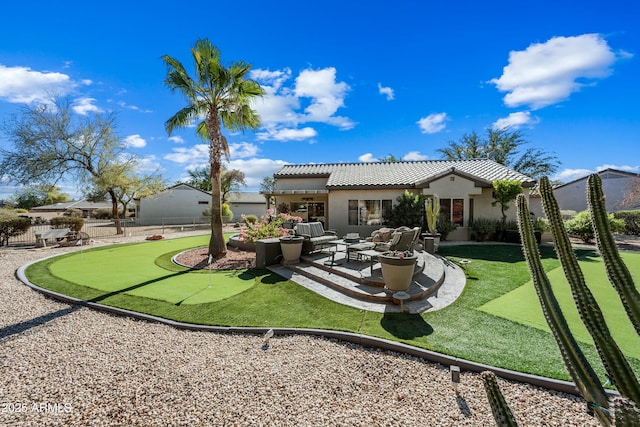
[46, 235, 255, 305]
[24, 238, 640, 383]
[479, 250, 640, 359]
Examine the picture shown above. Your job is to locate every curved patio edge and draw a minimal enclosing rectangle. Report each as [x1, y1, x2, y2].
[15, 257, 617, 400]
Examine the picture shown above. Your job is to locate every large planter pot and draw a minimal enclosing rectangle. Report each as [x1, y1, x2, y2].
[378, 252, 418, 291]
[422, 233, 440, 254]
[279, 236, 304, 265]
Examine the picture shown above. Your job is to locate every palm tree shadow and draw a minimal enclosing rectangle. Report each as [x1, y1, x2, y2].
[380, 312, 433, 340]
[0, 305, 82, 342]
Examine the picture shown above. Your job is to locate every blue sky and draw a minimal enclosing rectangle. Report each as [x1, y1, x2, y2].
[1, 0, 638, 199]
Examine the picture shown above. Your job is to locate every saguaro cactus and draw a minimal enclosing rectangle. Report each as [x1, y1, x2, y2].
[484, 174, 640, 426]
[481, 371, 519, 427]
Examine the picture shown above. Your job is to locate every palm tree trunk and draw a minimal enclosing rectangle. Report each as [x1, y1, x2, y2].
[207, 112, 227, 258]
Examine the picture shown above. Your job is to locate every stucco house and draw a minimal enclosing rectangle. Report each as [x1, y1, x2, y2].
[271, 159, 535, 240]
[135, 183, 267, 225]
[30, 200, 113, 218]
[545, 169, 640, 214]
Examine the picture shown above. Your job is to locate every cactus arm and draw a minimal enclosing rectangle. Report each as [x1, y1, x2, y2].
[481, 371, 519, 427]
[539, 177, 640, 405]
[587, 173, 640, 336]
[516, 194, 611, 425]
[612, 397, 640, 426]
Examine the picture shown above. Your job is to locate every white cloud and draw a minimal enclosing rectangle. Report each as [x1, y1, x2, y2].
[0, 64, 76, 103]
[359, 153, 379, 163]
[229, 142, 259, 159]
[492, 111, 540, 130]
[552, 168, 594, 183]
[417, 112, 448, 134]
[134, 155, 164, 173]
[123, 134, 147, 148]
[402, 151, 428, 161]
[251, 66, 355, 139]
[378, 83, 395, 101]
[490, 34, 624, 109]
[116, 100, 152, 113]
[552, 164, 640, 183]
[227, 158, 289, 191]
[295, 68, 354, 129]
[164, 143, 209, 165]
[72, 97, 103, 115]
[168, 136, 185, 144]
[256, 126, 318, 141]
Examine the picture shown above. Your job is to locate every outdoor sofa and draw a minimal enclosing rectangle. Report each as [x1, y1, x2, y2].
[294, 222, 338, 254]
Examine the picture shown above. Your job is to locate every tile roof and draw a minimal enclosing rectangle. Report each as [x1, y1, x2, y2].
[274, 159, 535, 189]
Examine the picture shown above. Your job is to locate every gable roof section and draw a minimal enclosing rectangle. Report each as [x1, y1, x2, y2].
[274, 159, 535, 190]
[552, 168, 640, 190]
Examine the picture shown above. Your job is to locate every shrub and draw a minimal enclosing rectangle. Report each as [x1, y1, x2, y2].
[64, 208, 83, 217]
[202, 204, 234, 222]
[436, 216, 457, 241]
[50, 216, 84, 232]
[614, 210, 640, 236]
[277, 202, 290, 214]
[242, 214, 259, 226]
[387, 190, 426, 229]
[239, 211, 292, 244]
[565, 210, 625, 243]
[469, 217, 497, 242]
[0, 210, 31, 246]
[93, 208, 116, 219]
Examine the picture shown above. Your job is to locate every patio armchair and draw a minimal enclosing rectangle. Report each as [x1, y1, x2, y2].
[294, 222, 338, 254]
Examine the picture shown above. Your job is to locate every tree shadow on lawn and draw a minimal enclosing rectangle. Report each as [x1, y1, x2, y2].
[439, 244, 560, 263]
[380, 312, 433, 340]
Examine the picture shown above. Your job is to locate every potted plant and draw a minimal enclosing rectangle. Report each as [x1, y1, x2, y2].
[378, 250, 418, 291]
[423, 196, 441, 253]
[279, 235, 304, 265]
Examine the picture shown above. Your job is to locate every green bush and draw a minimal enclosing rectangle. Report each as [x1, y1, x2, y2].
[469, 217, 497, 242]
[565, 210, 625, 243]
[436, 216, 457, 241]
[387, 190, 425, 229]
[242, 214, 259, 226]
[239, 212, 291, 244]
[93, 208, 117, 219]
[64, 208, 83, 217]
[50, 216, 84, 232]
[0, 210, 31, 245]
[614, 210, 640, 235]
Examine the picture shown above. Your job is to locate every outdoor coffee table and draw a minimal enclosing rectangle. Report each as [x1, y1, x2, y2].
[323, 241, 342, 266]
[354, 249, 380, 274]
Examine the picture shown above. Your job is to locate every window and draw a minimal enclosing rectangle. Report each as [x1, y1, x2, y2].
[198, 201, 209, 205]
[348, 199, 392, 226]
[441, 198, 464, 227]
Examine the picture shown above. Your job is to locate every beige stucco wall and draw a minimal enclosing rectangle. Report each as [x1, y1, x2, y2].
[328, 189, 408, 237]
[138, 186, 210, 225]
[553, 174, 633, 213]
[275, 177, 328, 191]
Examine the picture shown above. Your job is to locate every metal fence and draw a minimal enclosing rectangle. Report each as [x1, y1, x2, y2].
[6, 217, 212, 247]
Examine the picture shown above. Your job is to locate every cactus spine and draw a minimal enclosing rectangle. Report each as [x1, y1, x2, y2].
[587, 174, 640, 336]
[538, 176, 640, 406]
[481, 371, 519, 427]
[425, 195, 440, 234]
[516, 192, 611, 425]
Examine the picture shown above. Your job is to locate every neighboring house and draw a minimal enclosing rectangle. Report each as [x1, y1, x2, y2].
[272, 159, 535, 240]
[30, 200, 112, 218]
[226, 192, 268, 222]
[546, 169, 640, 214]
[135, 183, 267, 225]
[0, 200, 16, 209]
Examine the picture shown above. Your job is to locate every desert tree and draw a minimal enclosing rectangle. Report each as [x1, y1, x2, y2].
[163, 38, 264, 257]
[438, 129, 559, 179]
[0, 97, 134, 234]
[259, 176, 276, 209]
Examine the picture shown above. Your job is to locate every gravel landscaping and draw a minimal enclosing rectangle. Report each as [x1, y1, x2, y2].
[1, 240, 600, 426]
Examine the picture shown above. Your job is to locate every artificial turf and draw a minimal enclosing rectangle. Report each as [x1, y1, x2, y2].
[44, 235, 255, 305]
[478, 249, 640, 359]
[23, 238, 640, 382]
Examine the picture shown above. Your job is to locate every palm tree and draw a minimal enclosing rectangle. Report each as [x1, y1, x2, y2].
[162, 39, 264, 258]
